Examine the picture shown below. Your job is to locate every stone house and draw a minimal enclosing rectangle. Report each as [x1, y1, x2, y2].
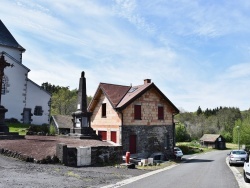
[88, 79, 179, 157]
[0, 20, 51, 125]
[200, 134, 226, 150]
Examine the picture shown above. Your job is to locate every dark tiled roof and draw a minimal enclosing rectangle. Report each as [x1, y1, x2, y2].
[117, 83, 153, 108]
[100, 83, 131, 107]
[88, 81, 179, 114]
[52, 115, 72, 129]
[0, 20, 25, 51]
[200, 134, 221, 142]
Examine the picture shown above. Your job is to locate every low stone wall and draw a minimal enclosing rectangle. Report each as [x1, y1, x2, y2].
[0, 148, 59, 164]
[56, 143, 123, 167]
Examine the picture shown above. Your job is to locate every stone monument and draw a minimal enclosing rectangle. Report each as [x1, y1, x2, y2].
[0, 53, 24, 139]
[69, 71, 99, 139]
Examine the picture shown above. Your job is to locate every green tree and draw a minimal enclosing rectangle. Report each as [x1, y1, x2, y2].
[175, 123, 190, 142]
[51, 88, 77, 115]
[196, 106, 202, 116]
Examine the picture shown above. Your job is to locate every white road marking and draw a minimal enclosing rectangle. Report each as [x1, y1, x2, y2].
[102, 155, 199, 188]
[101, 163, 179, 188]
[226, 157, 250, 188]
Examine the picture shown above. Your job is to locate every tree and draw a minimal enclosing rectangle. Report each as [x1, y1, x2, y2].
[175, 123, 190, 142]
[41, 82, 67, 94]
[42, 82, 93, 116]
[196, 106, 202, 116]
[51, 88, 77, 115]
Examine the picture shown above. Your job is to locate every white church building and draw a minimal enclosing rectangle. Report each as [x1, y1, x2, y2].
[0, 20, 51, 125]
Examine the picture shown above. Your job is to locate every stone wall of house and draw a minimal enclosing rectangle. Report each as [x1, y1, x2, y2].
[91, 93, 121, 143]
[56, 143, 122, 167]
[122, 88, 175, 126]
[122, 125, 174, 158]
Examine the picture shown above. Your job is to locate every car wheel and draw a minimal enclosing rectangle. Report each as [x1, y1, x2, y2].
[229, 162, 232, 166]
[244, 170, 250, 183]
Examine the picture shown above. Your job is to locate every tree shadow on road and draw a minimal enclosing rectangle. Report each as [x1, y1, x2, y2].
[183, 158, 214, 163]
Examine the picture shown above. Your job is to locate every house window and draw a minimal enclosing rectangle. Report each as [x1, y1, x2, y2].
[158, 106, 164, 120]
[102, 103, 106, 117]
[34, 106, 43, 116]
[134, 105, 141, 120]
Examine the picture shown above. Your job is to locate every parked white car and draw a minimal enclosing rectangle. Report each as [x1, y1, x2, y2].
[228, 150, 247, 166]
[243, 153, 250, 183]
[174, 147, 183, 159]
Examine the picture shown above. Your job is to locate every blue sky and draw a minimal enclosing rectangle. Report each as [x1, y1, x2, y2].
[1, 0, 250, 112]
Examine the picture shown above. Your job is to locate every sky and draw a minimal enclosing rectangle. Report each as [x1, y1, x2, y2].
[0, 0, 250, 112]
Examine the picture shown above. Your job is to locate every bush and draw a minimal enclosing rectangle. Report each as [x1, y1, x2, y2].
[49, 125, 57, 135]
[27, 124, 49, 135]
[5, 118, 20, 123]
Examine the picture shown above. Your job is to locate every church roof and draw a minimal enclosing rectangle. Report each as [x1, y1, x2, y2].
[0, 20, 25, 52]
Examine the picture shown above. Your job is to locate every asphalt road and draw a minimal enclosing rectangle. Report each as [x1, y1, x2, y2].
[109, 150, 239, 188]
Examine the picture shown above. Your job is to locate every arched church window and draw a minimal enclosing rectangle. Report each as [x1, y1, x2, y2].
[2, 75, 8, 95]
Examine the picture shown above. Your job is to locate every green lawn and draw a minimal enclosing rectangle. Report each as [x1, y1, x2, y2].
[7, 123, 30, 135]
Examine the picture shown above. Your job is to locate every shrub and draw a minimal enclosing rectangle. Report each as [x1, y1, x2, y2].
[49, 125, 57, 135]
[27, 124, 49, 135]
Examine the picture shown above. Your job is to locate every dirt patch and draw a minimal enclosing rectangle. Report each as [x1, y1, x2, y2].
[0, 135, 111, 160]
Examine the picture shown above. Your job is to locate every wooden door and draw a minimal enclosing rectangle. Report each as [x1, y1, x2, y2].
[98, 131, 107, 141]
[129, 135, 137, 154]
[111, 131, 117, 143]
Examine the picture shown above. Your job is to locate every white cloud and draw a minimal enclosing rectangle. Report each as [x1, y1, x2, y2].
[1, 0, 250, 112]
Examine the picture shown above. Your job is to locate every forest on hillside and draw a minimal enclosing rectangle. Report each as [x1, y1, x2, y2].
[175, 106, 250, 145]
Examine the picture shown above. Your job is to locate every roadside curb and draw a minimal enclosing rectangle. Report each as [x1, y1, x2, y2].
[226, 157, 250, 188]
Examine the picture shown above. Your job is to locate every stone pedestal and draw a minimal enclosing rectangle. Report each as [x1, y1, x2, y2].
[0, 105, 24, 139]
[69, 127, 100, 140]
[0, 105, 9, 132]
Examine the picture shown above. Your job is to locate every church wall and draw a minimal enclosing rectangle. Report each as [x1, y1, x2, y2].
[1, 47, 28, 122]
[26, 80, 51, 125]
[0, 46, 23, 63]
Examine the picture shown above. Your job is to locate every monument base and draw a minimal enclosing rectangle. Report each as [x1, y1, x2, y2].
[0, 106, 25, 139]
[0, 132, 25, 140]
[0, 105, 9, 133]
[68, 127, 100, 140]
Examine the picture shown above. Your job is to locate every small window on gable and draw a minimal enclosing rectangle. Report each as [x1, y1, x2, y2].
[158, 106, 164, 120]
[102, 103, 106, 117]
[134, 104, 141, 120]
[34, 106, 43, 116]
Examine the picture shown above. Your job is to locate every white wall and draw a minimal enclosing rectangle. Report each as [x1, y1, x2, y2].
[26, 80, 51, 125]
[1, 45, 51, 125]
[1, 47, 28, 121]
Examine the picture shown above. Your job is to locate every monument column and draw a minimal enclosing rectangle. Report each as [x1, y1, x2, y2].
[69, 71, 98, 139]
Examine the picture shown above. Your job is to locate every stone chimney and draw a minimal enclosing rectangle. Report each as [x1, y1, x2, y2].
[144, 79, 151, 84]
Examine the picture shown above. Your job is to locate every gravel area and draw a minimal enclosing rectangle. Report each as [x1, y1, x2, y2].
[0, 154, 148, 188]
[0, 135, 150, 187]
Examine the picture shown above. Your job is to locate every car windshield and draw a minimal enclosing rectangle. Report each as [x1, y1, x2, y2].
[232, 151, 246, 155]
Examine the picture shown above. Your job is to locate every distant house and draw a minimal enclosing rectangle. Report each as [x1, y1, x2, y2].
[200, 134, 226, 150]
[51, 115, 72, 134]
[88, 79, 179, 157]
[0, 20, 51, 125]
